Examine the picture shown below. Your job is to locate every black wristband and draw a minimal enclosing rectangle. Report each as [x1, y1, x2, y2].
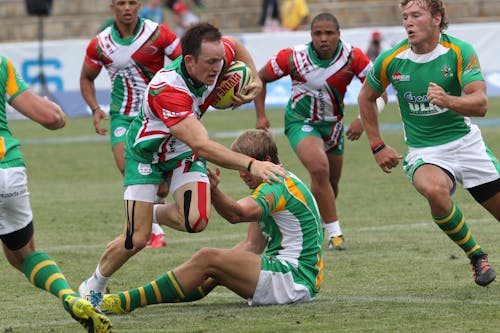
[247, 158, 255, 172]
[371, 143, 386, 154]
[91, 105, 101, 114]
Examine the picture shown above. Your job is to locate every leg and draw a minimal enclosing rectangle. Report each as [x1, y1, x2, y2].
[100, 200, 154, 276]
[103, 248, 262, 313]
[413, 164, 495, 286]
[156, 181, 211, 233]
[80, 197, 155, 307]
[175, 248, 261, 298]
[295, 136, 338, 223]
[111, 142, 126, 175]
[413, 164, 480, 255]
[1, 227, 112, 331]
[295, 136, 344, 249]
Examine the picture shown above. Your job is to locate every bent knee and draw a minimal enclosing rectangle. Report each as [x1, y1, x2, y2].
[185, 216, 208, 233]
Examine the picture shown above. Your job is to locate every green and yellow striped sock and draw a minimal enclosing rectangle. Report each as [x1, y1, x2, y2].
[116, 271, 207, 312]
[22, 251, 77, 311]
[432, 202, 483, 258]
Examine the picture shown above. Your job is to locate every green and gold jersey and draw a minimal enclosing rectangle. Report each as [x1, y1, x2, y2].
[0, 56, 28, 168]
[367, 34, 484, 147]
[251, 170, 323, 296]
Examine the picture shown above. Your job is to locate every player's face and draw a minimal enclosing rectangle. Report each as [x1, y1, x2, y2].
[401, 0, 441, 53]
[187, 40, 225, 86]
[311, 20, 340, 60]
[239, 170, 262, 190]
[111, 0, 141, 25]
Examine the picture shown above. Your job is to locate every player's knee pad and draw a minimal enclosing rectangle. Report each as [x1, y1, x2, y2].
[183, 189, 209, 233]
[0, 221, 34, 251]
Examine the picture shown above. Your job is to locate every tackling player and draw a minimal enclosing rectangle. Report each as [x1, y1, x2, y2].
[79, 22, 287, 309]
[99, 129, 323, 315]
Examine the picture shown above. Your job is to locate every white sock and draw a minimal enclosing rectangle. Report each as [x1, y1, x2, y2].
[87, 264, 109, 293]
[151, 205, 164, 235]
[324, 220, 342, 238]
[152, 204, 159, 225]
[152, 221, 164, 235]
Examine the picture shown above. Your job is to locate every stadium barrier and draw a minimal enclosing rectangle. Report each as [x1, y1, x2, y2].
[2, 22, 499, 118]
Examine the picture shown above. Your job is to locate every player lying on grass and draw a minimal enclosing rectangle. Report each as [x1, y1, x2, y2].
[0, 55, 112, 333]
[100, 129, 324, 315]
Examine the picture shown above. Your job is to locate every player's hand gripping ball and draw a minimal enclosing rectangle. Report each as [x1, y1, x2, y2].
[211, 61, 253, 109]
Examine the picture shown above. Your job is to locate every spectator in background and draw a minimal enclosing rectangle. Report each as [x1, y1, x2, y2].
[139, 0, 165, 24]
[365, 30, 390, 62]
[259, 0, 281, 31]
[172, 2, 200, 37]
[280, 0, 309, 31]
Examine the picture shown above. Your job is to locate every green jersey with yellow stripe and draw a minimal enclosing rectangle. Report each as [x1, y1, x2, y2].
[251, 170, 323, 297]
[0, 56, 29, 168]
[366, 34, 484, 148]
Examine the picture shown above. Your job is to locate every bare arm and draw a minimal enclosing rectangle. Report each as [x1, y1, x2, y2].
[231, 222, 267, 254]
[427, 81, 488, 117]
[208, 167, 264, 224]
[225, 36, 263, 107]
[254, 66, 277, 130]
[358, 81, 402, 173]
[80, 62, 108, 135]
[10, 91, 66, 130]
[170, 117, 287, 183]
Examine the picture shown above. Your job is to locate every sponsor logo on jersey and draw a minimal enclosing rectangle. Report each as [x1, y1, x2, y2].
[138, 163, 153, 175]
[441, 64, 453, 79]
[403, 91, 448, 116]
[301, 125, 314, 132]
[392, 72, 410, 82]
[114, 126, 127, 138]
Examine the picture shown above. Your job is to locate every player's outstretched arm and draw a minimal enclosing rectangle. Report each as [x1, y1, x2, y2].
[11, 91, 66, 130]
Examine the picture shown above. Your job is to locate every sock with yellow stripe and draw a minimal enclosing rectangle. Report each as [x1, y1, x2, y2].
[432, 202, 483, 259]
[116, 271, 207, 312]
[22, 251, 78, 311]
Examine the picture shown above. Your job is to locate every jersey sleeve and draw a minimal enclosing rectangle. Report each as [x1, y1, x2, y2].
[83, 38, 104, 70]
[365, 48, 391, 94]
[265, 48, 294, 80]
[148, 86, 195, 128]
[458, 42, 484, 87]
[351, 47, 373, 83]
[2, 57, 29, 104]
[251, 181, 286, 219]
[222, 37, 237, 64]
[159, 24, 182, 60]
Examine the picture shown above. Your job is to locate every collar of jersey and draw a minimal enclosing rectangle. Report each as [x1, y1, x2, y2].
[308, 40, 343, 68]
[111, 18, 143, 46]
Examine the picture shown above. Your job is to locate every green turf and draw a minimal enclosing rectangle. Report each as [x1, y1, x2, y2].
[0, 99, 499, 332]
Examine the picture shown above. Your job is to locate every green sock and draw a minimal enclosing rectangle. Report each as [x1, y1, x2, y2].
[433, 202, 483, 258]
[116, 271, 206, 312]
[22, 251, 77, 311]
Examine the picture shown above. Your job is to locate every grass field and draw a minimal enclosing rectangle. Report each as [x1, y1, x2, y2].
[1, 99, 499, 333]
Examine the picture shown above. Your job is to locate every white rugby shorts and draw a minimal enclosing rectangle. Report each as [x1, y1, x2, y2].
[404, 125, 500, 189]
[0, 167, 33, 235]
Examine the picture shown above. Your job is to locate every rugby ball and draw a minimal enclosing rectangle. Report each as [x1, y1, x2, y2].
[211, 61, 253, 109]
